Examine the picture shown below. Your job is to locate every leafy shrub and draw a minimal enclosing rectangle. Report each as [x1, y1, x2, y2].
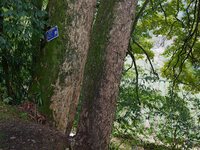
[113, 71, 200, 149]
[0, 0, 47, 104]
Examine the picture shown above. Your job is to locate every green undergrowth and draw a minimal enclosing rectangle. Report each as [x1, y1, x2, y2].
[0, 101, 29, 121]
[110, 137, 177, 150]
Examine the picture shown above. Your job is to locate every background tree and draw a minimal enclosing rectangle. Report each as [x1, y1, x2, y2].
[113, 70, 200, 149]
[128, 0, 200, 93]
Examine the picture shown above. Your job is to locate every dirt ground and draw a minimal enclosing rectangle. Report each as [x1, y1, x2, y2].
[0, 101, 70, 150]
[0, 119, 70, 150]
[0, 119, 69, 150]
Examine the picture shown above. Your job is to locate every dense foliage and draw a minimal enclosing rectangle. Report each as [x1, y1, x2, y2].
[113, 70, 200, 149]
[0, 0, 46, 104]
[130, 0, 200, 93]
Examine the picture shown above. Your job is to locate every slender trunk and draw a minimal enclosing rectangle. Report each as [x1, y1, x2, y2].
[30, 0, 44, 78]
[0, 7, 3, 33]
[74, 0, 137, 149]
[30, 0, 96, 134]
[2, 56, 13, 98]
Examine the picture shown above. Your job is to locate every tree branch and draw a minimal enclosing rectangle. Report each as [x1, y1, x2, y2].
[132, 40, 159, 79]
[171, 0, 200, 86]
[159, 2, 168, 24]
[131, 0, 150, 34]
[124, 57, 134, 73]
[127, 47, 140, 105]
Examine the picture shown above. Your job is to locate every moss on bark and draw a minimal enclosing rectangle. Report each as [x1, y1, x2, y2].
[81, 0, 116, 106]
[30, 0, 72, 116]
[75, 0, 137, 149]
[30, 0, 96, 134]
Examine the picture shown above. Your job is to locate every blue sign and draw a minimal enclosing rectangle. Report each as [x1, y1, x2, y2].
[46, 26, 59, 42]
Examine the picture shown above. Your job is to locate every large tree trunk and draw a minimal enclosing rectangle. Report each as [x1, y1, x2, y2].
[30, 0, 96, 134]
[74, 0, 137, 149]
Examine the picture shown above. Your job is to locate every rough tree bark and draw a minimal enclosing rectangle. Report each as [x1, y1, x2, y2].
[30, 0, 96, 134]
[74, 0, 137, 149]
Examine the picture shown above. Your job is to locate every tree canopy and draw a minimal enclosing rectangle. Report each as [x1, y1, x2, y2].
[129, 0, 200, 93]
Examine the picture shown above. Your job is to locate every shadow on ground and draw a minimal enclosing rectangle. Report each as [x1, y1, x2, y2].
[0, 120, 69, 150]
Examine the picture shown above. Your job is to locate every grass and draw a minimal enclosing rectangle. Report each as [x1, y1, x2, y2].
[0, 101, 29, 121]
[0, 132, 5, 140]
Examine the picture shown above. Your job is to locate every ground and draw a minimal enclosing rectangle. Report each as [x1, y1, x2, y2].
[0, 120, 69, 150]
[0, 102, 69, 150]
[0, 102, 182, 150]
